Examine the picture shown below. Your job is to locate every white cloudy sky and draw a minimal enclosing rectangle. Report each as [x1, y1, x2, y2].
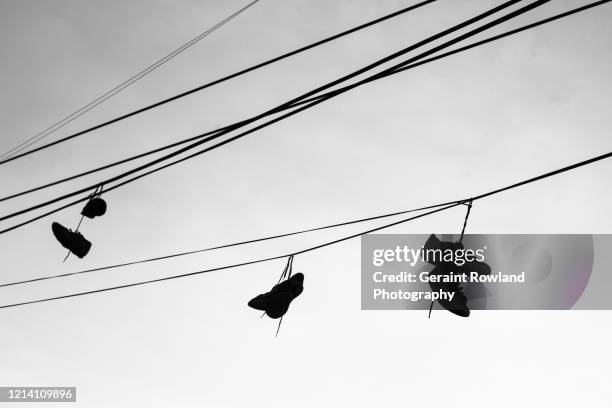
[0, 0, 611, 406]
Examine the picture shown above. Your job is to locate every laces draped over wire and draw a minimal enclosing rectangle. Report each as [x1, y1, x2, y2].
[62, 185, 104, 262]
[428, 199, 473, 318]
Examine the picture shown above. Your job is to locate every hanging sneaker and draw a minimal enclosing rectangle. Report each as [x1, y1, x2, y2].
[425, 234, 491, 274]
[248, 273, 304, 319]
[423, 233, 464, 266]
[81, 197, 107, 219]
[428, 264, 470, 317]
[424, 234, 492, 317]
[424, 234, 468, 317]
[51, 222, 92, 258]
[272, 273, 304, 297]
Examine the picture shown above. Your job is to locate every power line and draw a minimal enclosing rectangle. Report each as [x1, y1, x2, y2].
[3, 0, 607, 236]
[334, 0, 612, 94]
[0, 203, 460, 310]
[0, 0, 540, 226]
[4, 0, 608, 237]
[2, 149, 611, 309]
[0, 127, 228, 202]
[0, 0, 522, 200]
[3, 0, 608, 203]
[0, 0, 261, 161]
[0, 98, 352, 234]
[294, 153, 612, 253]
[0, 0, 438, 166]
[0, 201, 456, 288]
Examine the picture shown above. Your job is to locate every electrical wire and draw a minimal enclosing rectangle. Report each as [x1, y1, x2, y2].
[320, 0, 612, 97]
[0, 0, 541, 226]
[0, 203, 460, 310]
[0, 0, 438, 166]
[0, 0, 261, 161]
[3, 0, 608, 203]
[0, 200, 457, 288]
[0, 149, 610, 308]
[0, 1, 609, 311]
[3, 0, 607, 237]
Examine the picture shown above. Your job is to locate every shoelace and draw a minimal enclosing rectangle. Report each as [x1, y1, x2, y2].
[62, 221, 85, 263]
[62, 185, 103, 262]
[258, 255, 296, 337]
[429, 200, 474, 318]
[275, 256, 295, 337]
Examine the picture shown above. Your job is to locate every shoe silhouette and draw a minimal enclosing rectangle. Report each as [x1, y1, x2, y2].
[424, 233, 463, 264]
[248, 273, 304, 319]
[428, 264, 470, 317]
[51, 222, 92, 258]
[81, 197, 107, 219]
[424, 234, 490, 318]
[424, 233, 491, 275]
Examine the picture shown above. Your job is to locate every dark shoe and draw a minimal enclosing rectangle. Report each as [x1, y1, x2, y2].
[424, 234, 492, 318]
[51, 222, 92, 258]
[81, 197, 107, 219]
[428, 264, 470, 317]
[248, 273, 304, 319]
[423, 234, 464, 266]
[271, 273, 304, 297]
[249, 292, 295, 319]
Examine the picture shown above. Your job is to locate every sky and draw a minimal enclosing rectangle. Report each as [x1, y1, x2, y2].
[1, 0, 611, 406]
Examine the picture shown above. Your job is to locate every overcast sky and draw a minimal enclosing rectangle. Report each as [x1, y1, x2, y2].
[1, 0, 611, 406]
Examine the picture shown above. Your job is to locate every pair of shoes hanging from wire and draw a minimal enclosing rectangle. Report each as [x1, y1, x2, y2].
[424, 233, 490, 317]
[426, 200, 490, 318]
[51, 185, 107, 260]
[248, 255, 304, 335]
